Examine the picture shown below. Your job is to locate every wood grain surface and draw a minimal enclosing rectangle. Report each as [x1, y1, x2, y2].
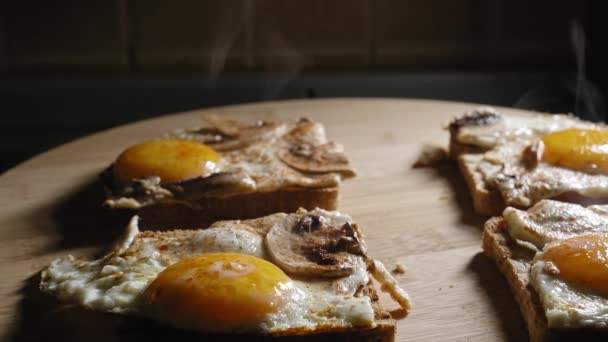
[0, 99, 533, 341]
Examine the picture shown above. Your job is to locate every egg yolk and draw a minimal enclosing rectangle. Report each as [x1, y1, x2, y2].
[142, 253, 294, 328]
[543, 234, 608, 294]
[113, 139, 219, 183]
[542, 128, 608, 175]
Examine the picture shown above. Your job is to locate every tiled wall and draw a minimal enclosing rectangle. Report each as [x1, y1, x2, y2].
[1, 0, 581, 72]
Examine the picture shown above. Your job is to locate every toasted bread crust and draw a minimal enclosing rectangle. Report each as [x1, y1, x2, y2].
[482, 217, 608, 342]
[457, 154, 504, 216]
[449, 132, 504, 216]
[138, 187, 338, 229]
[123, 318, 395, 342]
[482, 217, 546, 342]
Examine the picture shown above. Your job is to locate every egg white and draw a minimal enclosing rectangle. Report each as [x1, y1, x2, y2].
[41, 212, 377, 333]
[456, 112, 597, 149]
[504, 200, 608, 249]
[501, 200, 608, 329]
[530, 254, 608, 329]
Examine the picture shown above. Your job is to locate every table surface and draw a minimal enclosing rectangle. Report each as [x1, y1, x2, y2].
[0, 98, 533, 341]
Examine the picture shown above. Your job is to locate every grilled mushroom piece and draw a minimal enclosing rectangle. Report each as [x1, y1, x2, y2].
[278, 142, 356, 178]
[171, 115, 287, 151]
[448, 107, 502, 133]
[265, 213, 366, 278]
[284, 119, 328, 145]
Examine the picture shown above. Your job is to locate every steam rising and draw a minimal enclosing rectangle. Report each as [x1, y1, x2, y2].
[207, 1, 308, 99]
[570, 21, 605, 121]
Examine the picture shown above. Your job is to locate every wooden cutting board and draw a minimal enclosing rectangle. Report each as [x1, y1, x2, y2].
[0, 98, 533, 341]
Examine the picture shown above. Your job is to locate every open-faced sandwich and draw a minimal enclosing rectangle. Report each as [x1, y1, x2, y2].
[448, 107, 608, 215]
[40, 208, 410, 341]
[483, 199, 608, 341]
[101, 115, 355, 227]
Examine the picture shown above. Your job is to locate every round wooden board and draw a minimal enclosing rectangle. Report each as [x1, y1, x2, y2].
[0, 98, 533, 341]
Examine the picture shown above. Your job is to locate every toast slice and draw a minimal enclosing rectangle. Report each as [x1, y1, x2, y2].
[40, 210, 409, 341]
[483, 217, 608, 341]
[449, 108, 608, 216]
[102, 115, 355, 228]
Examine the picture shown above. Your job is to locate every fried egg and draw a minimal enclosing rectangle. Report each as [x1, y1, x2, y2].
[455, 109, 592, 149]
[531, 234, 608, 328]
[453, 108, 608, 208]
[40, 210, 409, 334]
[504, 200, 608, 249]
[542, 128, 608, 175]
[114, 139, 220, 183]
[105, 116, 355, 209]
[501, 200, 608, 328]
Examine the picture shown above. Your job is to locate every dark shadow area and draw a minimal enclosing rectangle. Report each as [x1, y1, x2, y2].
[6, 272, 126, 342]
[0, 71, 589, 173]
[51, 177, 132, 251]
[7, 272, 392, 342]
[429, 161, 487, 230]
[468, 253, 528, 342]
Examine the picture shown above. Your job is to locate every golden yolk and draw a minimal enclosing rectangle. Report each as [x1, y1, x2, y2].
[542, 128, 608, 175]
[543, 234, 608, 294]
[142, 253, 293, 328]
[113, 139, 219, 183]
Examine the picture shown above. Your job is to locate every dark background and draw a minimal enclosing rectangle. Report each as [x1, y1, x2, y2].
[1, 0, 607, 172]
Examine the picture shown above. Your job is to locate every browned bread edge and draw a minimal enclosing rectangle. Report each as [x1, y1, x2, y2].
[449, 131, 505, 216]
[138, 187, 338, 229]
[482, 217, 546, 342]
[456, 154, 504, 216]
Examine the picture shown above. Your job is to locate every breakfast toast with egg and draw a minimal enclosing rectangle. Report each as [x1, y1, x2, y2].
[482, 201, 608, 342]
[101, 115, 355, 228]
[40, 209, 410, 341]
[448, 107, 608, 216]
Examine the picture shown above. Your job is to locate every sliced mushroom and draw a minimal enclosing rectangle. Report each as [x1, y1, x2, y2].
[284, 119, 328, 145]
[190, 115, 286, 151]
[265, 213, 366, 278]
[278, 142, 356, 178]
[448, 107, 502, 134]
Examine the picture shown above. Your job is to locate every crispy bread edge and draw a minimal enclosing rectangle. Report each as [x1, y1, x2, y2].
[449, 133, 504, 216]
[456, 153, 504, 216]
[482, 217, 547, 342]
[138, 187, 338, 229]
